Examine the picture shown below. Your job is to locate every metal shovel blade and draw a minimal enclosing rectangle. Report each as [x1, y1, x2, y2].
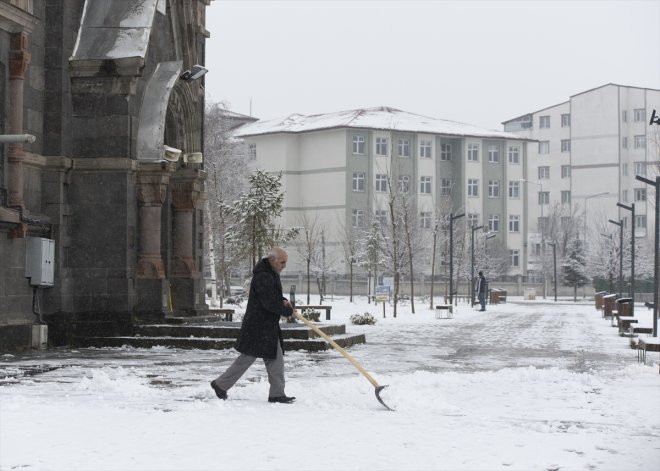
[375, 385, 394, 411]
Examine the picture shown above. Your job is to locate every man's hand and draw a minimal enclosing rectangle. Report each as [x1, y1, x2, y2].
[292, 309, 302, 320]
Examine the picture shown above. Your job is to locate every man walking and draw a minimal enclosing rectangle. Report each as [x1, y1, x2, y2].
[210, 247, 298, 403]
[475, 271, 487, 312]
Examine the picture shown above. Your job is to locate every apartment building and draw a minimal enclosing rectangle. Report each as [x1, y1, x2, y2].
[234, 106, 531, 277]
[503, 84, 660, 279]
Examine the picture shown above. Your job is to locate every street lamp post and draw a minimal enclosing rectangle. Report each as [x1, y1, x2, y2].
[547, 242, 557, 302]
[609, 219, 624, 298]
[635, 175, 658, 338]
[520, 179, 546, 298]
[471, 224, 484, 307]
[617, 202, 635, 315]
[584, 192, 610, 241]
[449, 212, 465, 306]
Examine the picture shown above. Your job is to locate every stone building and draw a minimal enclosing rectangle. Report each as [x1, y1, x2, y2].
[0, 0, 213, 350]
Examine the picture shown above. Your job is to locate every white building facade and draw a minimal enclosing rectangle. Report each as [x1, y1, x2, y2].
[503, 84, 660, 280]
[235, 107, 531, 278]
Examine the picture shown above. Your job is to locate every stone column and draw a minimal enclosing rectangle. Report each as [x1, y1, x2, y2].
[136, 169, 170, 279]
[170, 170, 201, 278]
[7, 32, 31, 212]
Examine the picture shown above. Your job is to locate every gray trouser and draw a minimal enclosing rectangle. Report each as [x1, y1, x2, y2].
[214, 343, 286, 397]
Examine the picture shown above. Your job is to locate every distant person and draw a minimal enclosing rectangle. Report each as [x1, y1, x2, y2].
[475, 271, 487, 312]
[210, 247, 298, 404]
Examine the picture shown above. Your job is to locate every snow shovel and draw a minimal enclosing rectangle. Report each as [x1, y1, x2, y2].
[293, 310, 393, 411]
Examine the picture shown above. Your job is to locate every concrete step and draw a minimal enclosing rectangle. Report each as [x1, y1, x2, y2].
[133, 323, 345, 340]
[77, 332, 366, 352]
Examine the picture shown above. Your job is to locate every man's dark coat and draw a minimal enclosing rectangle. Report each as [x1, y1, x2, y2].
[234, 257, 293, 359]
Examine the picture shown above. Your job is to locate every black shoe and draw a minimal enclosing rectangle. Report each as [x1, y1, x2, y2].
[210, 380, 227, 400]
[268, 395, 295, 404]
[479, 309, 486, 312]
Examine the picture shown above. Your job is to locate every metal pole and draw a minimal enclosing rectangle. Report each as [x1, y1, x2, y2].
[631, 203, 635, 316]
[552, 243, 557, 302]
[449, 212, 464, 306]
[471, 225, 484, 307]
[609, 219, 623, 298]
[635, 176, 658, 336]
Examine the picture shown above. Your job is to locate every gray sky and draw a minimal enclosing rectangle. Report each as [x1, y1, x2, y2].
[204, 0, 660, 131]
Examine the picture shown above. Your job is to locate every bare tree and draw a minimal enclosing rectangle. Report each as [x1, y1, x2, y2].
[204, 102, 250, 303]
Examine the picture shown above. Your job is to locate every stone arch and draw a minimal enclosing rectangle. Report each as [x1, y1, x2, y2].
[164, 80, 200, 154]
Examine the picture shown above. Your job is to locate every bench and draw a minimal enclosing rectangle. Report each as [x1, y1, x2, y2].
[435, 305, 453, 319]
[208, 308, 234, 322]
[617, 316, 638, 336]
[637, 337, 660, 364]
[295, 305, 332, 320]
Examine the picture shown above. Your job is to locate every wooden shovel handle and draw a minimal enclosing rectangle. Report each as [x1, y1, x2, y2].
[295, 311, 379, 388]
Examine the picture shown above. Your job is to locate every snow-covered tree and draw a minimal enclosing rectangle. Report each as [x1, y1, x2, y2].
[563, 238, 589, 301]
[224, 170, 299, 269]
[204, 102, 250, 302]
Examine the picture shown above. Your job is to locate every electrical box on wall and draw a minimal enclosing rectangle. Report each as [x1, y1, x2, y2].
[25, 237, 55, 287]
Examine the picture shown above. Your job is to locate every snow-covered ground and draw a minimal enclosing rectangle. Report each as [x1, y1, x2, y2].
[1, 297, 659, 471]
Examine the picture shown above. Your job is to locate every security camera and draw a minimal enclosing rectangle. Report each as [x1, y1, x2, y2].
[179, 65, 208, 82]
[183, 152, 203, 164]
[163, 145, 182, 162]
[0, 134, 36, 144]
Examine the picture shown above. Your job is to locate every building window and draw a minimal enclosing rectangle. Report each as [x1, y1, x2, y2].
[420, 176, 432, 194]
[248, 144, 257, 159]
[532, 243, 541, 256]
[622, 136, 628, 149]
[509, 215, 520, 232]
[634, 108, 646, 123]
[398, 175, 410, 193]
[561, 114, 571, 127]
[508, 146, 520, 164]
[487, 145, 500, 163]
[538, 217, 548, 233]
[622, 110, 628, 123]
[375, 137, 388, 156]
[635, 188, 647, 201]
[538, 166, 550, 179]
[634, 161, 646, 176]
[636, 215, 647, 229]
[440, 143, 452, 161]
[539, 141, 550, 154]
[352, 209, 365, 227]
[353, 135, 365, 154]
[352, 172, 365, 192]
[510, 250, 520, 268]
[488, 214, 500, 232]
[468, 179, 479, 197]
[539, 115, 551, 128]
[468, 213, 479, 227]
[398, 138, 410, 157]
[561, 140, 571, 152]
[420, 140, 432, 159]
[561, 190, 571, 204]
[508, 180, 520, 198]
[538, 191, 549, 205]
[561, 165, 571, 178]
[440, 178, 452, 196]
[634, 135, 646, 149]
[420, 212, 432, 229]
[375, 209, 387, 227]
[488, 180, 500, 198]
[468, 143, 479, 162]
[622, 163, 628, 176]
[375, 174, 388, 192]
[622, 189, 628, 202]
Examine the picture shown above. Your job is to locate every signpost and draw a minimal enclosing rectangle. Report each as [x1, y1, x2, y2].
[375, 285, 390, 318]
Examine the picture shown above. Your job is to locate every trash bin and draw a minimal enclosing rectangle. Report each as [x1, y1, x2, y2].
[524, 288, 536, 300]
[594, 291, 607, 311]
[602, 294, 617, 318]
[498, 290, 507, 303]
[616, 297, 633, 317]
[489, 288, 501, 305]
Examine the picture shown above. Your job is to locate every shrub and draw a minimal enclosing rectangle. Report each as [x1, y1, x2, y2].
[350, 312, 377, 325]
[302, 309, 321, 322]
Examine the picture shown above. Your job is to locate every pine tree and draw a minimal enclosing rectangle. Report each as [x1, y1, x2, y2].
[224, 170, 299, 268]
[563, 238, 589, 301]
